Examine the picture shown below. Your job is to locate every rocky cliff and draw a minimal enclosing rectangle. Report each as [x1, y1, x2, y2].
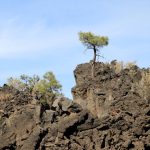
[0, 62, 150, 150]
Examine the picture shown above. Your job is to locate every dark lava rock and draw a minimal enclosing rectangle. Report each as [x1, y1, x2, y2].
[0, 62, 150, 150]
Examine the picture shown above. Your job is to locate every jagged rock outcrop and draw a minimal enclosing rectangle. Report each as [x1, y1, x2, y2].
[0, 85, 100, 150]
[72, 62, 145, 118]
[0, 62, 150, 150]
[71, 62, 150, 149]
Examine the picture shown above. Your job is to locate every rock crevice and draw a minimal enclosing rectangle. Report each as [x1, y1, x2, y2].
[0, 62, 150, 149]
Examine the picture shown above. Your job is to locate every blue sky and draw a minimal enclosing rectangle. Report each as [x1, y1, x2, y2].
[0, 0, 150, 98]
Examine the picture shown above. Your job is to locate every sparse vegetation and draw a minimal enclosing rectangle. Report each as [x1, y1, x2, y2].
[135, 69, 150, 100]
[79, 32, 109, 77]
[7, 71, 62, 103]
[111, 61, 124, 74]
[111, 60, 150, 101]
[0, 93, 12, 102]
[124, 61, 136, 69]
[112, 61, 136, 74]
[4, 60, 150, 103]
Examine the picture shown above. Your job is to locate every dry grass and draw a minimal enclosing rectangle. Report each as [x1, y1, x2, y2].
[135, 69, 150, 100]
[112, 61, 137, 74]
[111, 61, 150, 100]
[112, 61, 124, 74]
[124, 61, 136, 69]
[0, 92, 13, 102]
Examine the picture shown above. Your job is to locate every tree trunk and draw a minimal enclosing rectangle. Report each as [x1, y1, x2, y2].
[92, 47, 96, 78]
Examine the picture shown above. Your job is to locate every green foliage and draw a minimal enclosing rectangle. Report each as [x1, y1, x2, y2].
[20, 74, 40, 89]
[7, 77, 27, 91]
[33, 72, 62, 95]
[7, 74, 40, 92]
[79, 32, 109, 77]
[79, 32, 108, 50]
[7, 71, 62, 99]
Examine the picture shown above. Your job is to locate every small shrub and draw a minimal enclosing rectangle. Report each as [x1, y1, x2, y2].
[7, 71, 62, 104]
[113, 61, 124, 74]
[125, 62, 138, 79]
[7, 78, 26, 91]
[112, 61, 137, 75]
[124, 61, 136, 69]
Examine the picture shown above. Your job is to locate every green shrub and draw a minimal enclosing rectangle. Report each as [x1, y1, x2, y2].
[7, 71, 62, 103]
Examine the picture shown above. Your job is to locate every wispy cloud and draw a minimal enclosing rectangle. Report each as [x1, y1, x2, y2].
[0, 18, 79, 59]
[1, 0, 150, 59]
[0, 0, 150, 98]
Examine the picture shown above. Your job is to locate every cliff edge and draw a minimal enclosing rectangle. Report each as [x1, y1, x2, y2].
[0, 62, 150, 150]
